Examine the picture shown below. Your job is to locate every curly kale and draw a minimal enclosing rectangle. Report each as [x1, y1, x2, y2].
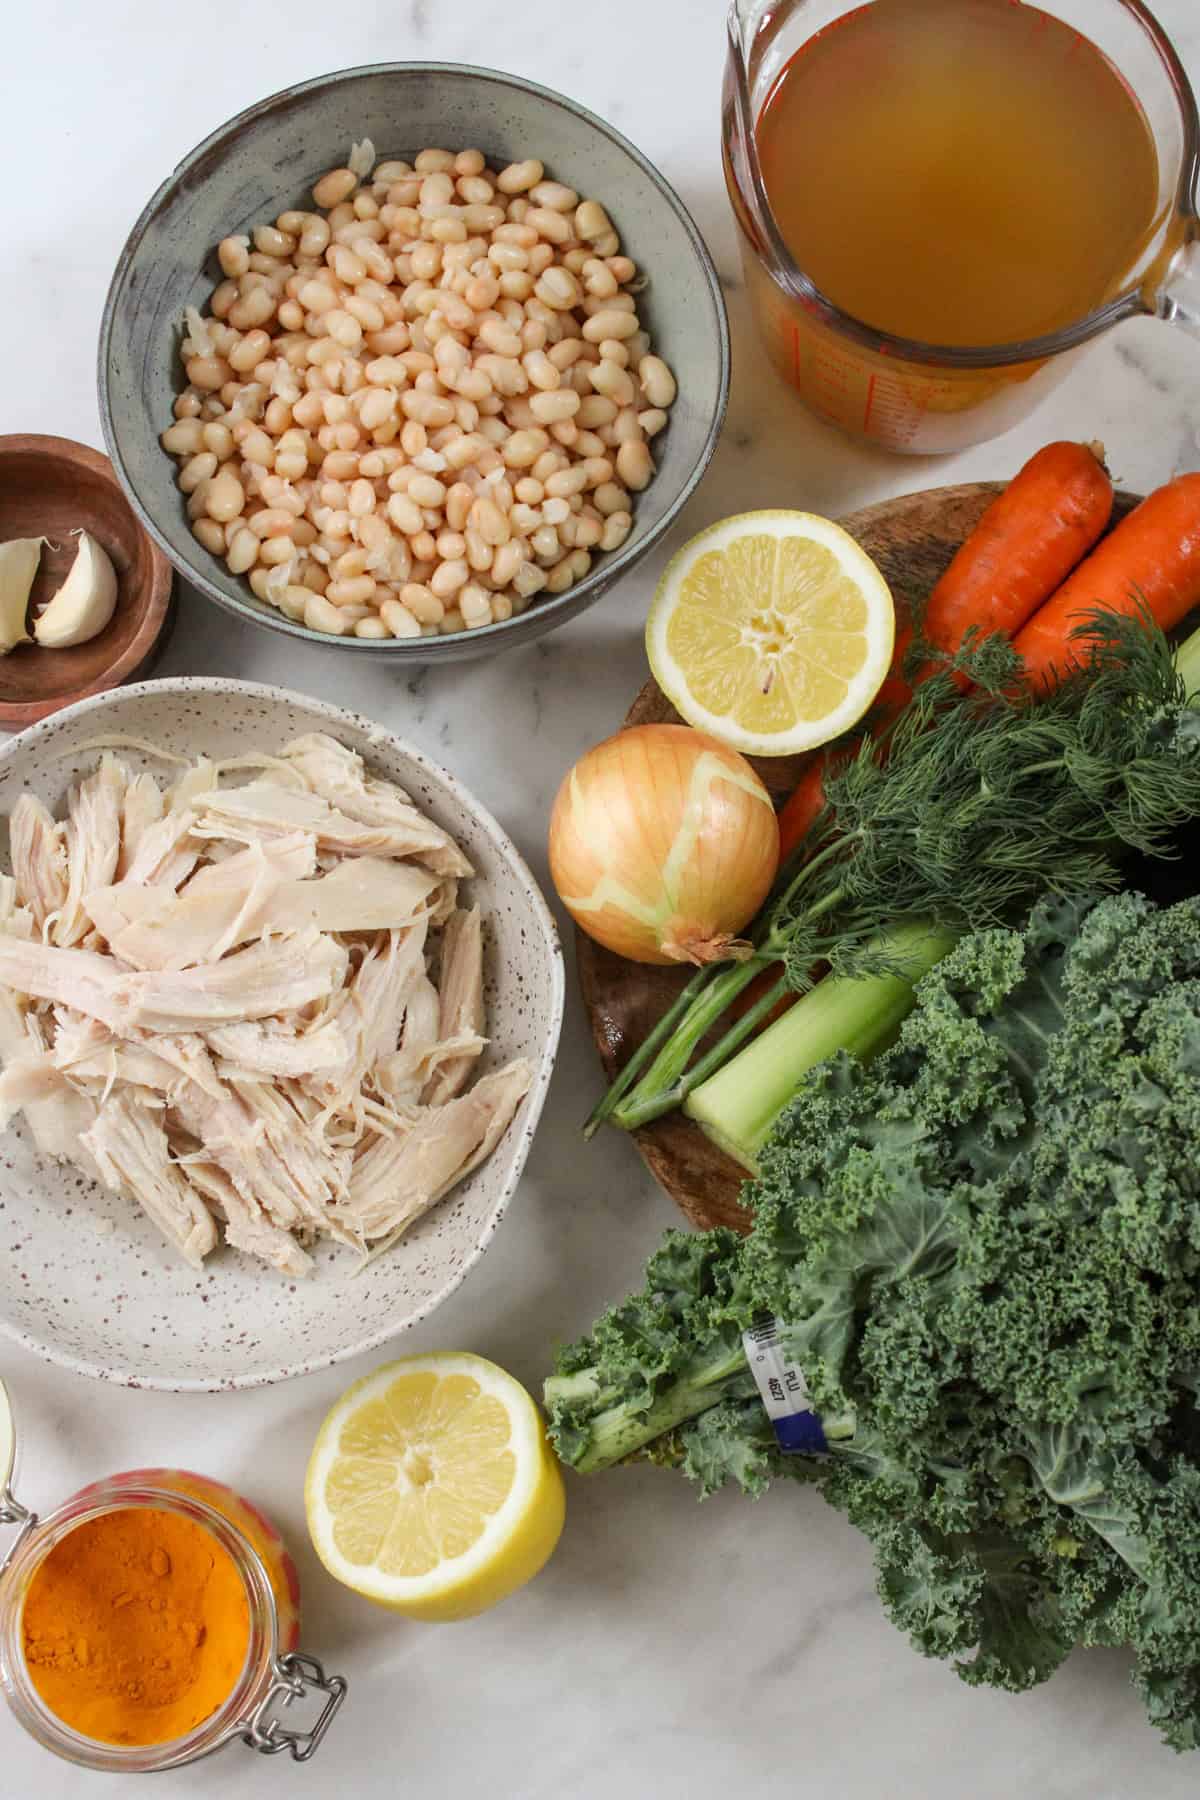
[545, 890, 1200, 1750]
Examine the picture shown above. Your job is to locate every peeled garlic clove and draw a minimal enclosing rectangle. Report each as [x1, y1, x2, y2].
[34, 530, 118, 649]
[0, 537, 44, 654]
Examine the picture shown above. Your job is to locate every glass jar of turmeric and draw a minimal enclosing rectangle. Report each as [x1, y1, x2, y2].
[0, 1396, 346, 1773]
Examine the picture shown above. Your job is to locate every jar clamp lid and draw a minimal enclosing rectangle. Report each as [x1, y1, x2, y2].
[0, 1379, 347, 1768]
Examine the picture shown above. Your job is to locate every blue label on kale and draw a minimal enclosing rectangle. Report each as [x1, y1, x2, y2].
[741, 1317, 829, 1455]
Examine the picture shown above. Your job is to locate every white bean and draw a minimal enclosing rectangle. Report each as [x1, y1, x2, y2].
[380, 597, 422, 638]
[616, 440, 654, 491]
[304, 592, 349, 633]
[460, 583, 494, 628]
[497, 159, 544, 195]
[639, 355, 677, 409]
[399, 583, 444, 625]
[313, 168, 358, 209]
[179, 451, 218, 493]
[161, 419, 204, 456]
[582, 308, 639, 343]
[205, 467, 245, 522]
[430, 558, 469, 598]
[167, 142, 678, 636]
[600, 510, 633, 552]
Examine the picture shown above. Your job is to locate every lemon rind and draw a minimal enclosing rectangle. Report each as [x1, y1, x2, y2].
[305, 1351, 548, 1604]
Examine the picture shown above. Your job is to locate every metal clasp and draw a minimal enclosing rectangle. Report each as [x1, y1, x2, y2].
[0, 1490, 36, 1580]
[0, 1378, 37, 1579]
[242, 1651, 348, 1762]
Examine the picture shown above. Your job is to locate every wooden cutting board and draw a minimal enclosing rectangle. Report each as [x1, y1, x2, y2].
[577, 479, 1141, 1232]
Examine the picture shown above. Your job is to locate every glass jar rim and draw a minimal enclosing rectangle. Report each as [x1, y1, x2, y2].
[0, 1478, 279, 1773]
[723, 0, 1200, 370]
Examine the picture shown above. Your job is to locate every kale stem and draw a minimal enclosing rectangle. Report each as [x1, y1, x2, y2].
[555, 1341, 753, 1471]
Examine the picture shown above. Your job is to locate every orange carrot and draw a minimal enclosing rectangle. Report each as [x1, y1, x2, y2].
[1012, 472, 1200, 687]
[776, 442, 1114, 854]
[776, 759, 831, 864]
[922, 440, 1113, 656]
[774, 617, 917, 863]
[736, 443, 1114, 1029]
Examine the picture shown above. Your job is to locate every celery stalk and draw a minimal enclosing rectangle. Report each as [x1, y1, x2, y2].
[683, 921, 958, 1170]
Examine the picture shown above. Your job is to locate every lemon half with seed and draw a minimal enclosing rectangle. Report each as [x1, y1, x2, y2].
[646, 510, 895, 756]
[305, 1352, 565, 1621]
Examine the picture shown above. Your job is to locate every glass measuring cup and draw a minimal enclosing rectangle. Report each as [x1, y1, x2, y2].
[723, 0, 1200, 453]
[0, 1385, 346, 1771]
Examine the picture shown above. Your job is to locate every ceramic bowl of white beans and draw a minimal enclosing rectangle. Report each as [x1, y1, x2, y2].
[98, 62, 730, 660]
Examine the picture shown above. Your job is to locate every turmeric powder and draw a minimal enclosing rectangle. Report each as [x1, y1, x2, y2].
[22, 1507, 250, 1747]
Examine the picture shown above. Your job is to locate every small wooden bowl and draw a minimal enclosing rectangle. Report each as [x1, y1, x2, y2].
[0, 435, 174, 730]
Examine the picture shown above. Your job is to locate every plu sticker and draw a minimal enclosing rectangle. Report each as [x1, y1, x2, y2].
[742, 1319, 828, 1454]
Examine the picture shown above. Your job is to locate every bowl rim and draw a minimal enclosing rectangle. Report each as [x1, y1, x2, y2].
[97, 59, 732, 656]
[0, 434, 174, 730]
[0, 673, 566, 1390]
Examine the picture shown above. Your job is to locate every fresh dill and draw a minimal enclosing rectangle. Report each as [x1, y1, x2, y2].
[588, 611, 1200, 1135]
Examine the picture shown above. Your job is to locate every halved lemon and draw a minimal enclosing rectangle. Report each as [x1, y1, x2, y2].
[646, 511, 895, 756]
[305, 1352, 565, 1621]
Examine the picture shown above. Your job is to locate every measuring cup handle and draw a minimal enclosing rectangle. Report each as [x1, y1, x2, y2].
[1159, 233, 1200, 344]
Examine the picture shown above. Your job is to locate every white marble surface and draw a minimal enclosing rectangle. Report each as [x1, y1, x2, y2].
[4, 2, 1200, 1794]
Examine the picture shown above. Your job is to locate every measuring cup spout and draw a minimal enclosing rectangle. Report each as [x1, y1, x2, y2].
[1160, 229, 1200, 344]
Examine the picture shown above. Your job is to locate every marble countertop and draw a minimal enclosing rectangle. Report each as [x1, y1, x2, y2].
[5, 2, 1200, 1794]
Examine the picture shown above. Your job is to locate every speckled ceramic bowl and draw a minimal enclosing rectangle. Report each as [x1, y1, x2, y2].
[0, 678, 563, 1390]
[98, 62, 730, 663]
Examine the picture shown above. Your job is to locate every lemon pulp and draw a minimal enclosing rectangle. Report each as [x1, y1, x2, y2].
[647, 511, 895, 756]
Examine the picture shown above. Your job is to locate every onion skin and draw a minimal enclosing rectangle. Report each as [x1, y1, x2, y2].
[548, 724, 780, 966]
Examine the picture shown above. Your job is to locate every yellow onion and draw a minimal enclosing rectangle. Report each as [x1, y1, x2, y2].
[548, 724, 780, 965]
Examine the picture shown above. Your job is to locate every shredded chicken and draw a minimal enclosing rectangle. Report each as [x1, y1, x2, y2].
[54, 755, 125, 946]
[117, 774, 166, 879]
[346, 1060, 534, 1258]
[0, 990, 101, 1175]
[0, 740, 531, 1275]
[205, 1016, 349, 1079]
[88, 852, 444, 972]
[0, 930, 345, 1033]
[280, 734, 474, 877]
[423, 907, 485, 1105]
[9, 795, 69, 929]
[122, 806, 202, 889]
[183, 1157, 313, 1277]
[83, 1092, 217, 1269]
[0, 875, 34, 942]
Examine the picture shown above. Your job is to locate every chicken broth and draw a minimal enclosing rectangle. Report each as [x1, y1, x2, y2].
[755, 0, 1162, 346]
